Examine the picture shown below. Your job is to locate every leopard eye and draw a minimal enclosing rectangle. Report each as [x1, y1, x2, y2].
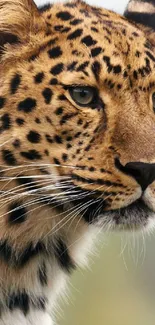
[69, 86, 96, 106]
[153, 93, 155, 112]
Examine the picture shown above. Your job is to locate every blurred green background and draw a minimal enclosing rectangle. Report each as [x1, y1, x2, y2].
[57, 233, 155, 325]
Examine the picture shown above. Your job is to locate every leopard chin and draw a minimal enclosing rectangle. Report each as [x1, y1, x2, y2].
[92, 187, 155, 231]
[99, 199, 155, 231]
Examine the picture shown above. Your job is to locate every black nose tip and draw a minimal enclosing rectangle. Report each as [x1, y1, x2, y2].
[115, 159, 155, 191]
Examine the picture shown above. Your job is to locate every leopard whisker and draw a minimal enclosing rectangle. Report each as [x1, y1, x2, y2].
[43, 198, 95, 239]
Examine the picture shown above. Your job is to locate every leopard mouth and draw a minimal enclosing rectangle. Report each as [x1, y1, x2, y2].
[65, 186, 154, 229]
[104, 199, 154, 229]
[80, 198, 153, 227]
[42, 182, 154, 230]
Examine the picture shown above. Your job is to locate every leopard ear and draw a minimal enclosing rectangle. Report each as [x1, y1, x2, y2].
[124, 0, 155, 45]
[0, 0, 45, 50]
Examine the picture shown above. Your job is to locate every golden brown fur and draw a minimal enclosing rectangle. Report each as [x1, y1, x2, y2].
[0, 0, 154, 323]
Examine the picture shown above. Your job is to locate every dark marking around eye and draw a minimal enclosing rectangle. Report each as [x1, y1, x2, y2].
[34, 72, 44, 84]
[10, 74, 21, 94]
[82, 35, 97, 46]
[27, 131, 41, 143]
[42, 88, 53, 104]
[0, 97, 6, 109]
[9, 202, 27, 224]
[2, 149, 17, 165]
[18, 98, 36, 113]
[54, 238, 75, 272]
[48, 46, 63, 59]
[67, 28, 83, 40]
[20, 150, 42, 160]
[50, 63, 64, 75]
[56, 11, 73, 21]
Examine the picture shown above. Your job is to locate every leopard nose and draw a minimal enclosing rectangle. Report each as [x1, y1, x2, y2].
[115, 159, 155, 191]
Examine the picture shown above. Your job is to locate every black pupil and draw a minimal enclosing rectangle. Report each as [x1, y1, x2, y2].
[80, 89, 89, 98]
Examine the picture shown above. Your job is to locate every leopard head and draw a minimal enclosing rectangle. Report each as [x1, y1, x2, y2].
[0, 0, 155, 238]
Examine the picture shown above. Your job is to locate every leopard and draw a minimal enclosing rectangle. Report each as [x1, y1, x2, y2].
[0, 0, 154, 324]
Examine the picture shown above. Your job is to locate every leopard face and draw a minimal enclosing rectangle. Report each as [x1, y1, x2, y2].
[0, 0, 155, 236]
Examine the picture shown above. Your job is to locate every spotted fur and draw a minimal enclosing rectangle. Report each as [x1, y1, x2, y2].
[0, 0, 154, 324]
